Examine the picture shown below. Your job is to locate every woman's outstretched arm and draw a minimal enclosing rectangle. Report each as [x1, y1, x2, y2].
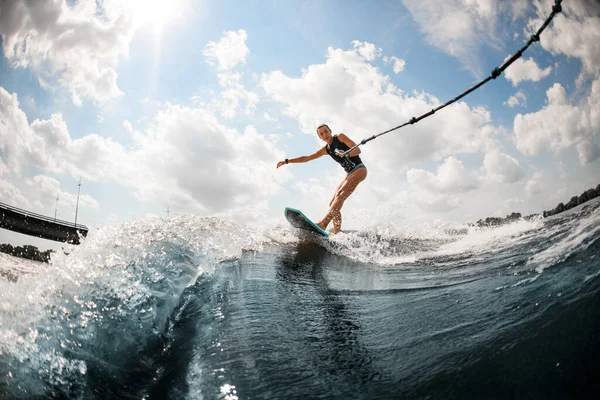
[276, 146, 327, 168]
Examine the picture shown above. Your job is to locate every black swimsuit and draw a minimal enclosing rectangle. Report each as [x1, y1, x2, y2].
[326, 135, 363, 173]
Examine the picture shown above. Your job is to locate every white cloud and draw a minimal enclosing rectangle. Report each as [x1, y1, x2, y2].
[400, 0, 516, 76]
[27, 175, 99, 211]
[123, 120, 134, 134]
[0, 88, 35, 174]
[0, 89, 119, 179]
[525, 176, 543, 197]
[411, 191, 464, 212]
[576, 140, 600, 165]
[510, 0, 531, 20]
[352, 40, 382, 61]
[483, 150, 524, 183]
[293, 179, 329, 200]
[212, 84, 259, 119]
[527, 0, 600, 81]
[0, 166, 98, 217]
[390, 56, 406, 74]
[0, 158, 8, 177]
[0, 0, 138, 104]
[404, 156, 480, 212]
[513, 80, 600, 162]
[203, 29, 250, 70]
[205, 36, 258, 118]
[407, 156, 479, 194]
[264, 112, 277, 122]
[126, 106, 287, 218]
[504, 57, 552, 86]
[0, 86, 287, 222]
[0, 178, 30, 208]
[504, 91, 527, 108]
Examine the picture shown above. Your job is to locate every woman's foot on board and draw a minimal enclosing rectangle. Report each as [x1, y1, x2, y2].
[315, 220, 328, 231]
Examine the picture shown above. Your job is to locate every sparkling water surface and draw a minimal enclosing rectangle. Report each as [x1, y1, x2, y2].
[1, 201, 599, 399]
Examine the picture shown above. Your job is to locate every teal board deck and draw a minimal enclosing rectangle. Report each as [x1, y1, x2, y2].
[284, 207, 329, 237]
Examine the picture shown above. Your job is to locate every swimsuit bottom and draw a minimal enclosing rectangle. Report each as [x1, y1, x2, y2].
[347, 163, 366, 177]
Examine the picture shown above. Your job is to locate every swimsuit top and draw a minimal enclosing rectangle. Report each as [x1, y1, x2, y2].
[326, 135, 363, 173]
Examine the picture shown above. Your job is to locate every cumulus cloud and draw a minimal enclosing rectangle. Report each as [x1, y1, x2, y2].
[405, 157, 479, 212]
[407, 156, 479, 194]
[264, 112, 278, 122]
[204, 33, 258, 118]
[0, 177, 31, 209]
[123, 120, 134, 134]
[352, 40, 382, 61]
[0, 88, 35, 174]
[212, 72, 259, 118]
[0, 0, 139, 104]
[126, 105, 287, 218]
[510, 0, 531, 20]
[0, 158, 8, 177]
[526, 0, 600, 82]
[385, 56, 406, 74]
[577, 140, 600, 165]
[400, 0, 523, 76]
[261, 42, 499, 179]
[504, 57, 552, 86]
[0, 86, 287, 222]
[0, 164, 98, 217]
[401, 0, 594, 81]
[513, 80, 600, 162]
[483, 150, 524, 183]
[0, 89, 121, 178]
[203, 30, 250, 70]
[413, 192, 464, 212]
[27, 175, 99, 211]
[525, 174, 544, 197]
[504, 91, 527, 108]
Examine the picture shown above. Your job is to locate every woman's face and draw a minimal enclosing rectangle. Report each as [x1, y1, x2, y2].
[317, 125, 333, 143]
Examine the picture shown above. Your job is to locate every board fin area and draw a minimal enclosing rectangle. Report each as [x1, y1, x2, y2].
[284, 207, 329, 237]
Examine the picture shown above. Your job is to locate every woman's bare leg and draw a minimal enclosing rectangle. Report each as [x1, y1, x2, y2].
[330, 180, 344, 206]
[316, 168, 367, 233]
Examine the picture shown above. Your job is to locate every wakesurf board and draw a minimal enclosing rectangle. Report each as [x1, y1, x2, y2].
[284, 207, 329, 237]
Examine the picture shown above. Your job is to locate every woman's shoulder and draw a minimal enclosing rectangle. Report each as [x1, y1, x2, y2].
[337, 133, 351, 142]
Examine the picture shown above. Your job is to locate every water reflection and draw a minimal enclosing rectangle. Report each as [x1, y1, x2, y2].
[275, 240, 383, 390]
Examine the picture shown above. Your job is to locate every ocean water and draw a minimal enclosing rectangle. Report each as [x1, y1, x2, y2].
[1, 200, 599, 399]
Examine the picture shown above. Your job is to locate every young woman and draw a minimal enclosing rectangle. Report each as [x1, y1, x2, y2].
[276, 124, 367, 234]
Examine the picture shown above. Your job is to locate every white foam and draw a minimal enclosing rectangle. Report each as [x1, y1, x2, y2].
[0, 215, 266, 388]
[0, 252, 41, 281]
[528, 207, 600, 273]
[433, 218, 543, 258]
[584, 269, 600, 283]
[511, 274, 540, 287]
[314, 217, 543, 266]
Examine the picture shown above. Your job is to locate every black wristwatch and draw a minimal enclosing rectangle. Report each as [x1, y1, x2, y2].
[285, 159, 289, 164]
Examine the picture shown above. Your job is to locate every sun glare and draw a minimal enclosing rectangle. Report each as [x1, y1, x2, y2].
[130, 0, 184, 31]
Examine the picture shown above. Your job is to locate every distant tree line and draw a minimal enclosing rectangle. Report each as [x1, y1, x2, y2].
[472, 183, 600, 228]
[542, 184, 600, 217]
[472, 212, 534, 228]
[0, 244, 53, 263]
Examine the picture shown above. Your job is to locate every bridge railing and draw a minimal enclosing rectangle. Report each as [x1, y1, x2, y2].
[0, 201, 88, 230]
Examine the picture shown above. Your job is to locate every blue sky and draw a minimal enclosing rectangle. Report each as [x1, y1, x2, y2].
[0, 0, 599, 246]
